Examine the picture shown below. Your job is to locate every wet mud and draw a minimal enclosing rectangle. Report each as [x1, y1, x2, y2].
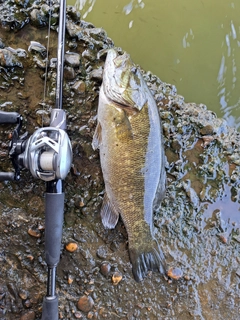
[0, 1, 239, 319]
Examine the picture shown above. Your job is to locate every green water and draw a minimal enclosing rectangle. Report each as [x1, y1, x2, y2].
[67, 0, 240, 130]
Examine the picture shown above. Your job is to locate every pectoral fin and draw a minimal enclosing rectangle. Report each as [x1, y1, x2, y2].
[100, 192, 119, 229]
[92, 122, 102, 150]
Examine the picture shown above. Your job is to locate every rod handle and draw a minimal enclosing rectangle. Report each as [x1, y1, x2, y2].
[41, 296, 59, 320]
[45, 192, 64, 266]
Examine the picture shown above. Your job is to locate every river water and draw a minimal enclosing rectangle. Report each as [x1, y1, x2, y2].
[67, 0, 240, 130]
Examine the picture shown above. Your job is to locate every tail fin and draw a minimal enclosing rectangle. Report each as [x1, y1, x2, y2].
[129, 239, 166, 282]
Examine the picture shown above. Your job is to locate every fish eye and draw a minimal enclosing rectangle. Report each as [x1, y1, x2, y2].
[131, 67, 137, 74]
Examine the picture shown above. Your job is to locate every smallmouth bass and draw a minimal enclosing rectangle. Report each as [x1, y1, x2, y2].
[92, 48, 166, 282]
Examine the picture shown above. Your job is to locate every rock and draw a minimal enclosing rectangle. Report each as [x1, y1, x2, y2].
[88, 28, 107, 41]
[28, 227, 41, 238]
[64, 66, 75, 79]
[67, 274, 74, 284]
[19, 289, 28, 300]
[217, 232, 228, 244]
[72, 80, 86, 95]
[112, 271, 122, 285]
[200, 124, 215, 135]
[167, 267, 183, 280]
[82, 49, 96, 61]
[66, 242, 78, 252]
[66, 19, 82, 38]
[67, 5, 81, 21]
[28, 41, 46, 58]
[89, 67, 103, 82]
[77, 295, 94, 313]
[74, 311, 83, 318]
[100, 262, 111, 276]
[23, 299, 32, 308]
[30, 9, 47, 27]
[20, 310, 35, 320]
[36, 109, 50, 127]
[0, 48, 22, 67]
[96, 246, 108, 259]
[65, 52, 80, 67]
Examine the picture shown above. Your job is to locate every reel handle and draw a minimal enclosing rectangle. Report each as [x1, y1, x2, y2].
[0, 172, 15, 181]
[0, 111, 20, 124]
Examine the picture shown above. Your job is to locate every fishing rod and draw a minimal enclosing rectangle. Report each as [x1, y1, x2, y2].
[0, 0, 71, 319]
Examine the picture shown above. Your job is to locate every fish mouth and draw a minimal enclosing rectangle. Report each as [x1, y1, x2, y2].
[102, 48, 147, 111]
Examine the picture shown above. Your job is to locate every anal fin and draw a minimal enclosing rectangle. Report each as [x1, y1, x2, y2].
[100, 192, 119, 229]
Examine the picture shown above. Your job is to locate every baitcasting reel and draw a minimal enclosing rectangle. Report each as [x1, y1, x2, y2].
[0, 109, 72, 183]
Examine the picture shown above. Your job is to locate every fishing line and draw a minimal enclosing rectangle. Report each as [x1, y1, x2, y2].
[42, 0, 52, 127]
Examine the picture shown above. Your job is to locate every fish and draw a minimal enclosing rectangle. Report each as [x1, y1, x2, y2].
[92, 48, 167, 282]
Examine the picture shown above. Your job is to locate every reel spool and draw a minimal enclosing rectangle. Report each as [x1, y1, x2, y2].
[21, 126, 72, 181]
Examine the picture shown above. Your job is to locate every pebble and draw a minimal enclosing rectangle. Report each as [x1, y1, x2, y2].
[23, 299, 32, 308]
[26, 254, 34, 261]
[96, 246, 108, 259]
[30, 9, 47, 27]
[200, 124, 214, 135]
[89, 68, 103, 82]
[27, 228, 41, 238]
[64, 66, 75, 80]
[66, 19, 82, 38]
[82, 49, 96, 61]
[111, 271, 122, 285]
[68, 274, 74, 284]
[19, 289, 28, 300]
[217, 232, 228, 244]
[74, 311, 83, 318]
[72, 80, 86, 95]
[66, 242, 78, 252]
[0, 48, 22, 67]
[100, 262, 111, 276]
[87, 311, 94, 319]
[20, 311, 35, 320]
[65, 52, 80, 67]
[201, 135, 215, 147]
[77, 295, 94, 313]
[28, 41, 46, 57]
[167, 267, 183, 280]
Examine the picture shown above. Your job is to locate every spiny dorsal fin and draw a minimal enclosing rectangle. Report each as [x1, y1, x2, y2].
[92, 122, 102, 150]
[101, 192, 119, 229]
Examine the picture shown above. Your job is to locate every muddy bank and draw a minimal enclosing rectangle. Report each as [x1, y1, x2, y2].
[0, 1, 239, 319]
